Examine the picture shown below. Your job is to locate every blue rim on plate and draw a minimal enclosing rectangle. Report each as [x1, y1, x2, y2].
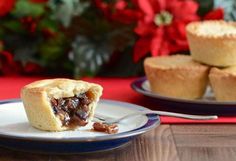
[131, 77, 236, 115]
[0, 99, 160, 154]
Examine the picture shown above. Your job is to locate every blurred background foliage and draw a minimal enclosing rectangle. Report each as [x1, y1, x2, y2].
[0, 0, 233, 77]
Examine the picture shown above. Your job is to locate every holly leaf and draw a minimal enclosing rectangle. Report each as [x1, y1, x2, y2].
[214, 0, 236, 20]
[72, 35, 113, 77]
[39, 33, 67, 63]
[11, 0, 45, 18]
[1, 20, 24, 33]
[37, 33, 71, 74]
[48, 0, 90, 27]
[38, 18, 59, 33]
[197, 0, 214, 16]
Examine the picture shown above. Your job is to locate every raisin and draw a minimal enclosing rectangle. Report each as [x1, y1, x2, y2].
[69, 98, 79, 109]
[52, 106, 58, 114]
[58, 98, 66, 108]
[75, 109, 89, 120]
[63, 113, 70, 126]
[81, 96, 91, 105]
[50, 98, 58, 107]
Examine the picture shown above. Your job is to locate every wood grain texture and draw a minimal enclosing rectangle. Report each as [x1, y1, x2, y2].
[171, 125, 236, 161]
[51, 125, 179, 161]
[114, 125, 180, 161]
[0, 125, 180, 161]
[1, 125, 236, 161]
[0, 148, 50, 161]
[171, 125, 236, 147]
[178, 147, 236, 161]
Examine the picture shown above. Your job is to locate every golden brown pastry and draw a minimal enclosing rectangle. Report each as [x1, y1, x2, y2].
[209, 67, 236, 101]
[21, 78, 103, 131]
[186, 20, 236, 67]
[144, 55, 210, 99]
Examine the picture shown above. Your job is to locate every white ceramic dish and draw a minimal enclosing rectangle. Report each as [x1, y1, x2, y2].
[131, 77, 236, 115]
[0, 99, 160, 154]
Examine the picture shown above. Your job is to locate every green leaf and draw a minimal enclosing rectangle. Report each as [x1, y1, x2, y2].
[197, 0, 214, 16]
[38, 18, 59, 32]
[48, 0, 90, 27]
[11, 0, 45, 18]
[214, 0, 236, 20]
[1, 20, 24, 33]
[72, 36, 113, 77]
[38, 33, 71, 74]
[39, 33, 67, 62]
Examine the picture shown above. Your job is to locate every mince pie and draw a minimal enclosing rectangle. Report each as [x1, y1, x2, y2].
[209, 67, 236, 101]
[144, 55, 210, 99]
[186, 20, 236, 67]
[21, 78, 103, 131]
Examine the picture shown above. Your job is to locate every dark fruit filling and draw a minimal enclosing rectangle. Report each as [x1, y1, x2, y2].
[50, 92, 92, 128]
[93, 122, 118, 134]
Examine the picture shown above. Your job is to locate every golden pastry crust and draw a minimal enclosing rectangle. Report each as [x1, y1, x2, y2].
[21, 78, 103, 131]
[186, 20, 236, 67]
[209, 67, 236, 101]
[144, 55, 210, 99]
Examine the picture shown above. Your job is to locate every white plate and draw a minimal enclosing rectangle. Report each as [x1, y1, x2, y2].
[0, 99, 160, 153]
[142, 80, 215, 101]
[131, 77, 236, 115]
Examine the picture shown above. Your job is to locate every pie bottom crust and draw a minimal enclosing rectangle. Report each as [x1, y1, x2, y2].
[209, 68, 236, 101]
[144, 64, 209, 100]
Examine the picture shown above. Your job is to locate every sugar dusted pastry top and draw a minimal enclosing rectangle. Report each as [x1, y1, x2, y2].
[186, 20, 236, 38]
[22, 78, 102, 99]
[144, 54, 207, 70]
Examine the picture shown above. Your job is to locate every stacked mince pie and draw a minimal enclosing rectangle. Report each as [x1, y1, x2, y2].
[144, 20, 236, 101]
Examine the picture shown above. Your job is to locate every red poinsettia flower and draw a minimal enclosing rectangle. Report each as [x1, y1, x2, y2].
[20, 16, 38, 33]
[94, 0, 141, 24]
[204, 8, 224, 20]
[133, 0, 200, 62]
[111, 0, 141, 24]
[0, 0, 15, 17]
[0, 51, 21, 75]
[23, 62, 43, 74]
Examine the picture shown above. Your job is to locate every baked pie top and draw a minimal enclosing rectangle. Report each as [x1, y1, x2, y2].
[144, 55, 207, 70]
[186, 20, 236, 38]
[22, 78, 102, 99]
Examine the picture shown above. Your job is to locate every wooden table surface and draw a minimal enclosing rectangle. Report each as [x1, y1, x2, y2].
[1, 124, 235, 161]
